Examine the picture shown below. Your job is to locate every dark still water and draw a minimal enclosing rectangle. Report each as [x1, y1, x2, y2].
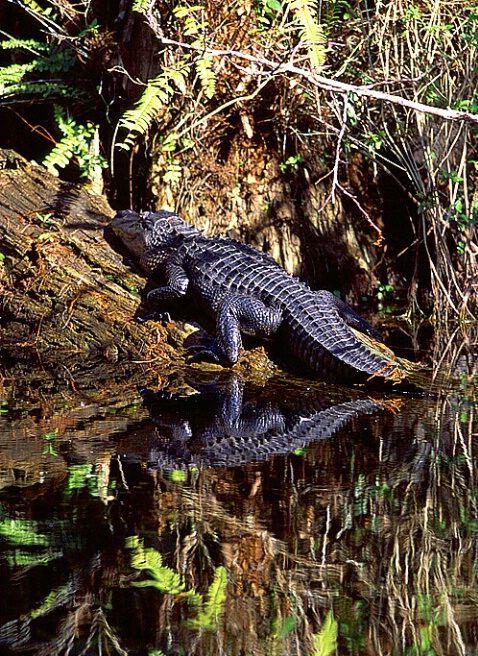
[1, 369, 477, 656]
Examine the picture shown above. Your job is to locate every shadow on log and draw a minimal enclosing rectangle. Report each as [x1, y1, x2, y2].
[0, 149, 183, 395]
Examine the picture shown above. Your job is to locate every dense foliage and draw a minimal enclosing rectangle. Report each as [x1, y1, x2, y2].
[0, 0, 477, 316]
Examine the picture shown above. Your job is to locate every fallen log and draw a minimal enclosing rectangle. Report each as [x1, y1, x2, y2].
[0, 149, 183, 394]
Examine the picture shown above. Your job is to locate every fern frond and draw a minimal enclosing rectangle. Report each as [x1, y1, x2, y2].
[132, 0, 154, 13]
[195, 55, 216, 99]
[12, 82, 74, 99]
[312, 611, 338, 656]
[0, 38, 49, 52]
[34, 49, 76, 73]
[0, 62, 36, 94]
[117, 66, 188, 150]
[117, 82, 170, 150]
[287, 0, 327, 70]
[173, 5, 205, 19]
[184, 16, 202, 36]
[163, 159, 183, 184]
[169, 68, 188, 94]
[188, 566, 227, 630]
[42, 107, 104, 179]
[0, 45, 75, 99]
[43, 137, 75, 175]
[21, 0, 53, 16]
[127, 538, 186, 595]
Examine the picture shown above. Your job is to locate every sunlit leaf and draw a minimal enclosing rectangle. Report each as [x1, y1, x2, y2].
[188, 566, 227, 630]
[312, 611, 338, 656]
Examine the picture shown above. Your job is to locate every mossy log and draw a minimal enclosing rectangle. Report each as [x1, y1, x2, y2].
[0, 149, 183, 393]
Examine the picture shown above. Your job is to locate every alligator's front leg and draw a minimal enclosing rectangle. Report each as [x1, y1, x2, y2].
[137, 260, 189, 323]
[146, 260, 189, 304]
[216, 295, 283, 365]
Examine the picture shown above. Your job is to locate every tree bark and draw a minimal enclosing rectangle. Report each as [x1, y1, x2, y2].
[0, 149, 182, 393]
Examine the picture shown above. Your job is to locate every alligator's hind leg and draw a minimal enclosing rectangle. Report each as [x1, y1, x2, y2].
[217, 295, 283, 365]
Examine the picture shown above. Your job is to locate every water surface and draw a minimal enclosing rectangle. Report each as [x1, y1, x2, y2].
[1, 368, 477, 656]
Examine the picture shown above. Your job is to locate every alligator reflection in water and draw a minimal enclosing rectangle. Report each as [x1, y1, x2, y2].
[127, 373, 396, 471]
[1, 372, 478, 656]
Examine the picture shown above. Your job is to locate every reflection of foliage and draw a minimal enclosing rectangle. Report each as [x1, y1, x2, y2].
[127, 536, 227, 631]
[66, 463, 100, 497]
[312, 611, 338, 656]
[187, 565, 227, 630]
[127, 535, 187, 594]
[0, 516, 51, 547]
[0, 514, 61, 567]
[1, 391, 477, 655]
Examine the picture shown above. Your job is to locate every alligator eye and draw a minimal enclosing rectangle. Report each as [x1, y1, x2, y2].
[141, 215, 153, 230]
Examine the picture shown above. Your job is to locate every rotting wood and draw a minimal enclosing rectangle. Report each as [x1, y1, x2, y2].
[0, 149, 183, 392]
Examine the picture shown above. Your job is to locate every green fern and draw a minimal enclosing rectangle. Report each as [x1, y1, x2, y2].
[312, 611, 338, 656]
[195, 54, 216, 99]
[0, 38, 76, 99]
[187, 566, 227, 630]
[0, 62, 37, 95]
[287, 0, 327, 70]
[0, 37, 49, 52]
[43, 106, 105, 179]
[127, 536, 186, 595]
[116, 67, 187, 150]
[21, 0, 54, 17]
[163, 159, 183, 184]
[132, 0, 154, 12]
[173, 5, 216, 99]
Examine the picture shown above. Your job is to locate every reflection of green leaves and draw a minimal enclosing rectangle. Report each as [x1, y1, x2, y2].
[188, 565, 227, 630]
[43, 428, 59, 455]
[0, 516, 62, 569]
[170, 469, 187, 482]
[127, 536, 185, 594]
[0, 518, 50, 547]
[273, 614, 296, 639]
[127, 537, 227, 631]
[5, 550, 59, 568]
[312, 611, 338, 656]
[30, 584, 71, 619]
[66, 464, 100, 497]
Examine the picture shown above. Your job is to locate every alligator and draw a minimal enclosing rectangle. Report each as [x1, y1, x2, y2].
[112, 209, 420, 384]
[122, 374, 394, 470]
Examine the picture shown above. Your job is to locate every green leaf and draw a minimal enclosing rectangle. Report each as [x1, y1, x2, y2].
[132, 0, 154, 12]
[195, 55, 216, 99]
[188, 566, 227, 630]
[0, 519, 50, 547]
[312, 611, 338, 656]
[128, 539, 186, 594]
[170, 469, 187, 482]
[288, 0, 327, 69]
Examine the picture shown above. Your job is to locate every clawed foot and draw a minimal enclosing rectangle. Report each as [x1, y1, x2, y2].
[186, 344, 221, 364]
[185, 334, 222, 364]
[135, 311, 172, 324]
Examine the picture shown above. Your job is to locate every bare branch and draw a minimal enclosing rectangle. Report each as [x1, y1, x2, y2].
[151, 33, 478, 125]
